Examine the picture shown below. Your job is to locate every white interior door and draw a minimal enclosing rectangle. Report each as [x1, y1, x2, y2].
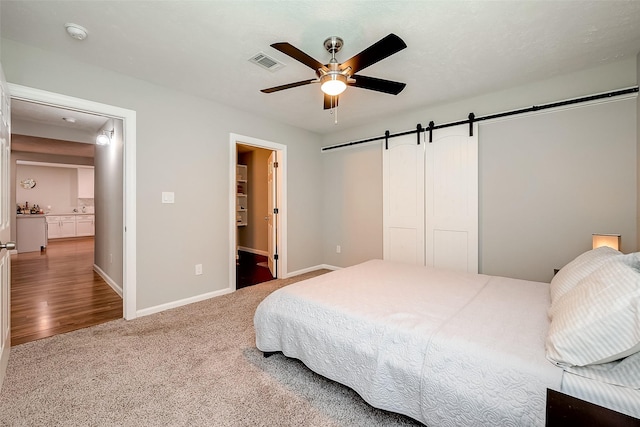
[267, 151, 277, 277]
[0, 63, 13, 390]
[383, 134, 425, 264]
[425, 124, 478, 273]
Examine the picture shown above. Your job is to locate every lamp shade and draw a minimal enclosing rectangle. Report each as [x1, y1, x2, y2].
[320, 73, 347, 96]
[592, 234, 621, 251]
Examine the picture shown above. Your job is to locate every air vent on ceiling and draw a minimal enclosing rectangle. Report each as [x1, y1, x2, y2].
[249, 52, 285, 72]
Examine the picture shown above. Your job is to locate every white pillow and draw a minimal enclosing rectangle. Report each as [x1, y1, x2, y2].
[549, 246, 621, 306]
[546, 252, 640, 367]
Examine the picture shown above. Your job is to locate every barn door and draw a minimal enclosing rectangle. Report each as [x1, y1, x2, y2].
[425, 124, 478, 273]
[383, 134, 425, 265]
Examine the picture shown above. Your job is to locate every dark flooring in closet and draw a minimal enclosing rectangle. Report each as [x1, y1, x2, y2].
[236, 250, 274, 289]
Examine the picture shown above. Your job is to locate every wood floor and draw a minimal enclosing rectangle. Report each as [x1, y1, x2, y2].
[236, 250, 274, 289]
[10, 237, 122, 346]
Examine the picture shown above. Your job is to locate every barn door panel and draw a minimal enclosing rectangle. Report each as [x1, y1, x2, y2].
[383, 134, 425, 265]
[426, 124, 478, 273]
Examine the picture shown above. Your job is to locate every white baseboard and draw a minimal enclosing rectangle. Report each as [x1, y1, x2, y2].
[136, 287, 233, 318]
[238, 246, 268, 257]
[93, 264, 123, 297]
[285, 264, 341, 278]
[133, 263, 341, 319]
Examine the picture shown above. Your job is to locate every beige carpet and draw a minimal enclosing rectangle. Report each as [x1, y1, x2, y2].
[0, 270, 422, 426]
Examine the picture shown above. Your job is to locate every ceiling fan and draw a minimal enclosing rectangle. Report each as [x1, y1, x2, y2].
[260, 34, 407, 109]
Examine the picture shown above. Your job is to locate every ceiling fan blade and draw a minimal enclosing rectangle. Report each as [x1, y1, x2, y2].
[323, 94, 339, 110]
[341, 34, 407, 75]
[271, 42, 327, 71]
[261, 79, 317, 93]
[350, 75, 406, 95]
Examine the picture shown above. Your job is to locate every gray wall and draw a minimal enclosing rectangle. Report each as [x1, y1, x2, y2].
[480, 99, 636, 282]
[322, 143, 383, 267]
[321, 58, 638, 282]
[1, 38, 324, 311]
[94, 119, 124, 291]
[637, 51, 640, 251]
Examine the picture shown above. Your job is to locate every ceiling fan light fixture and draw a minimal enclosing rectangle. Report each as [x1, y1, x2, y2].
[321, 73, 347, 96]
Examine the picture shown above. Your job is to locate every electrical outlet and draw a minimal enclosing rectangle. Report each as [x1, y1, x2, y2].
[336, 245, 341, 254]
[109, 253, 113, 264]
[195, 264, 203, 275]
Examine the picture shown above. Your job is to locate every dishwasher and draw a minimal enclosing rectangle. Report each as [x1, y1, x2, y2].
[16, 215, 47, 253]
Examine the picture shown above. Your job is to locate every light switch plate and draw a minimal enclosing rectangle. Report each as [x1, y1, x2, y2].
[162, 192, 175, 204]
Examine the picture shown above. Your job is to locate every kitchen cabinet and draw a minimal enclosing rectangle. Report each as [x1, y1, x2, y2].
[76, 215, 95, 236]
[46, 215, 77, 239]
[46, 214, 95, 239]
[77, 167, 94, 198]
[16, 215, 47, 253]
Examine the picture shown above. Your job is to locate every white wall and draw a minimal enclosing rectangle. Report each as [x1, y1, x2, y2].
[1, 38, 324, 311]
[321, 58, 638, 282]
[15, 164, 80, 213]
[9, 151, 93, 243]
[12, 118, 95, 144]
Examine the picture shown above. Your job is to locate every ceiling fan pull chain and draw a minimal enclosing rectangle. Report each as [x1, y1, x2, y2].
[334, 104, 338, 124]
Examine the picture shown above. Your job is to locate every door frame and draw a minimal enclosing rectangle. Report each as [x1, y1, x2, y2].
[8, 84, 138, 319]
[229, 133, 286, 289]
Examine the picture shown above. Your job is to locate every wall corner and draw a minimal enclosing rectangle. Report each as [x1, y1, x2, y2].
[637, 51, 640, 250]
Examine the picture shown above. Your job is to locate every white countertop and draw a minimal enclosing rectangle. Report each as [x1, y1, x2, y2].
[17, 212, 94, 218]
[44, 212, 94, 216]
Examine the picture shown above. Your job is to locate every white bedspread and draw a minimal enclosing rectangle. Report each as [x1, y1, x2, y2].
[254, 259, 563, 426]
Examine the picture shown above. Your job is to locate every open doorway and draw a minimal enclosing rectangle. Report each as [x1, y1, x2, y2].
[236, 144, 276, 288]
[8, 84, 137, 324]
[229, 133, 286, 290]
[9, 101, 123, 345]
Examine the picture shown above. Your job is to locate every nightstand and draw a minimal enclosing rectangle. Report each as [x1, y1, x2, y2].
[546, 389, 639, 426]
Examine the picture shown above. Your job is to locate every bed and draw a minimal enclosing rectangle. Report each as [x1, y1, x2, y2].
[254, 248, 640, 426]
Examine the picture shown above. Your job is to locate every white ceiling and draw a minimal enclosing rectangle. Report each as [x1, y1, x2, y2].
[12, 100, 110, 133]
[2, 1, 640, 135]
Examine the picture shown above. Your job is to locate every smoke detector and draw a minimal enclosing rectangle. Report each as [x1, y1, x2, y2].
[64, 23, 88, 41]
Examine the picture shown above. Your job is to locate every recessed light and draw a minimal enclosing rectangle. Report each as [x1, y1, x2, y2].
[64, 23, 88, 41]
[62, 117, 76, 123]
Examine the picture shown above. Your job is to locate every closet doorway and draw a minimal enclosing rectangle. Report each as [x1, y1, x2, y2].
[229, 134, 286, 290]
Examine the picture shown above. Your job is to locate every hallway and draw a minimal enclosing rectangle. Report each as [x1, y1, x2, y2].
[10, 237, 122, 346]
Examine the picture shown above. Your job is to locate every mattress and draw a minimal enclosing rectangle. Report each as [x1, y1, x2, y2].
[254, 259, 564, 426]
